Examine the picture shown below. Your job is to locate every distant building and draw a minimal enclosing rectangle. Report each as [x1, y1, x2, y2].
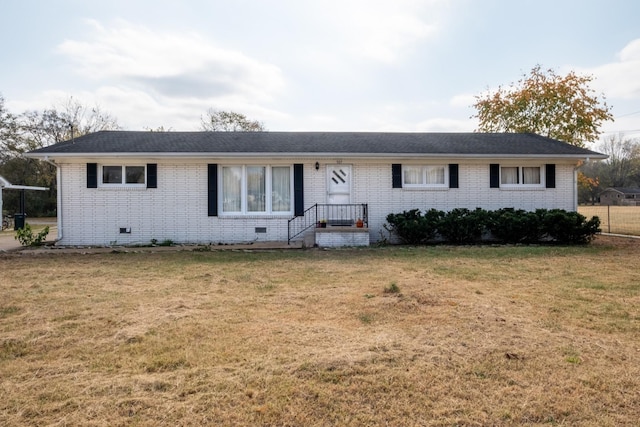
[599, 187, 640, 206]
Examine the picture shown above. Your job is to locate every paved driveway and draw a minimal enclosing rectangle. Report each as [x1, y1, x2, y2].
[0, 218, 57, 252]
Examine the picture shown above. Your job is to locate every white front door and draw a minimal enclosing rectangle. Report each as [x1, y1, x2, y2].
[327, 164, 351, 204]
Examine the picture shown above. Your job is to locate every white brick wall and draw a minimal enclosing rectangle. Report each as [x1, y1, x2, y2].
[57, 159, 579, 246]
[315, 229, 370, 247]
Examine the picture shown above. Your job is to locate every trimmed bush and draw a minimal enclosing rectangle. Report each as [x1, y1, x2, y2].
[488, 208, 545, 244]
[385, 208, 443, 245]
[384, 207, 600, 245]
[541, 209, 601, 244]
[436, 208, 489, 244]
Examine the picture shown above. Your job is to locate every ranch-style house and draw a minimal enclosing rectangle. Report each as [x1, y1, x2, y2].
[26, 131, 606, 247]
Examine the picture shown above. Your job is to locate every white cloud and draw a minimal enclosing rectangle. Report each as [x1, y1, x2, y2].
[449, 93, 476, 108]
[302, 0, 444, 64]
[57, 19, 285, 103]
[339, 1, 439, 63]
[580, 38, 640, 100]
[415, 117, 476, 133]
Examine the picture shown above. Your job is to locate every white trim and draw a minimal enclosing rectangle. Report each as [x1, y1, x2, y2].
[26, 152, 608, 160]
[218, 164, 294, 216]
[98, 164, 147, 188]
[401, 164, 449, 189]
[499, 165, 545, 189]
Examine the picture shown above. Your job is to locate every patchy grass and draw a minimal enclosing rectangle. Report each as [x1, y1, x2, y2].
[0, 236, 639, 426]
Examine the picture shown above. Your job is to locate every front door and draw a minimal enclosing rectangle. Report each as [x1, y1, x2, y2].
[326, 164, 352, 224]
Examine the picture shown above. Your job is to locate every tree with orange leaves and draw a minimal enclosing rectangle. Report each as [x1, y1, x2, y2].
[577, 171, 600, 205]
[473, 65, 613, 148]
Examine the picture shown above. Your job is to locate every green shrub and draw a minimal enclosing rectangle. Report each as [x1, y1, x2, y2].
[437, 208, 489, 244]
[541, 209, 600, 244]
[385, 207, 600, 245]
[488, 208, 545, 243]
[15, 224, 50, 247]
[385, 208, 443, 244]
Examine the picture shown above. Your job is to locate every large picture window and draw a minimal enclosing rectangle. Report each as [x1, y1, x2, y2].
[100, 165, 146, 186]
[221, 165, 292, 215]
[500, 166, 542, 186]
[402, 165, 447, 187]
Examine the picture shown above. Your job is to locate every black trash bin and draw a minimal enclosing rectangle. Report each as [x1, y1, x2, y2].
[14, 213, 26, 230]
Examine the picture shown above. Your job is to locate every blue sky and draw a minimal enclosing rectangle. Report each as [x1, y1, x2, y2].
[1, 0, 639, 143]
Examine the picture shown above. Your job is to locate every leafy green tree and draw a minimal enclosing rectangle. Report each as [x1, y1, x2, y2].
[200, 109, 265, 132]
[473, 65, 613, 147]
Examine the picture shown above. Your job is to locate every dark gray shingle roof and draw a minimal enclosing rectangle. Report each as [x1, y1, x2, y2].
[601, 187, 640, 194]
[27, 131, 606, 158]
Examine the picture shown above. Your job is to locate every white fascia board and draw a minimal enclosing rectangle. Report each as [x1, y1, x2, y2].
[3, 184, 49, 191]
[26, 152, 608, 161]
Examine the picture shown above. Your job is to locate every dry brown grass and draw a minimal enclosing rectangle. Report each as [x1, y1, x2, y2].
[579, 205, 640, 235]
[1, 237, 639, 426]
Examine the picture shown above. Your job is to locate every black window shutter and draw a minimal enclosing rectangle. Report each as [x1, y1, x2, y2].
[392, 164, 402, 188]
[146, 163, 157, 188]
[449, 164, 459, 188]
[489, 164, 500, 188]
[545, 164, 556, 188]
[208, 164, 218, 217]
[87, 163, 97, 188]
[294, 164, 304, 216]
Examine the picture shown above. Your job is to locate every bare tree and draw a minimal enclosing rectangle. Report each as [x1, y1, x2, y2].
[18, 97, 120, 152]
[200, 109, 265, 132]
[0, 95, 120, 216]
[597, 134, 640, 187]
[0, 94, 20, 162]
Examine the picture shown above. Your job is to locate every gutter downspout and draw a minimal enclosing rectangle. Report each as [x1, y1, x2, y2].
[43, 157, 62, 243]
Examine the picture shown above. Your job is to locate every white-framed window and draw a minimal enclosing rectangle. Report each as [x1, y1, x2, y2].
[221, 165, 292, 215]
[100, 165, 146, 187]
[402, 165, 447, 188]
[500, 166, 542, 187]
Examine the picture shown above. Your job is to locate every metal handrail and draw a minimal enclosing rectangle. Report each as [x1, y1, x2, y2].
[288, 203, 368, 244]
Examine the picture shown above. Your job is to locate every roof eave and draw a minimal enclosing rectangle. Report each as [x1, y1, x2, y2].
[26, 152, 608, 160]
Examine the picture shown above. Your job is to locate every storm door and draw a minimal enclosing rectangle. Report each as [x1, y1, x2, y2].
[326, 164, 352, 225]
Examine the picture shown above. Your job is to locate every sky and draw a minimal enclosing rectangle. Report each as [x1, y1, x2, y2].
[1, 0, 640, 145]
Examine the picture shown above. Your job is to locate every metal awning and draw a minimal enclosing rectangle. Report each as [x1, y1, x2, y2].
[1, 175, 49, 218]
[0, 175, 48, 191]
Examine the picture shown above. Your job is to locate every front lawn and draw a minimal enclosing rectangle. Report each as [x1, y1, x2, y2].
[1, 237, 638, 426]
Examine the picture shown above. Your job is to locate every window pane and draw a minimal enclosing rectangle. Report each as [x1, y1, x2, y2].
[247, 166, 266, 212]
[523, 167, 540, 184]
[272, 167, 291, 212]
[103, 166, 122, 184]
[501, 167, 519, 184]
[125, 166, 145, 184]
[403, 166, 423, 185]
[425, 166, 445, 184]
[222, 166, 242, 212]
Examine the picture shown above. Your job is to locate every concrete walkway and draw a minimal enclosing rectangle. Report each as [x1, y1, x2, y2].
[0, 231, 22, 252]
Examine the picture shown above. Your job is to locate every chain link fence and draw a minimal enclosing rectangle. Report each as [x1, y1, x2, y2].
[578, 206, 640, 236]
